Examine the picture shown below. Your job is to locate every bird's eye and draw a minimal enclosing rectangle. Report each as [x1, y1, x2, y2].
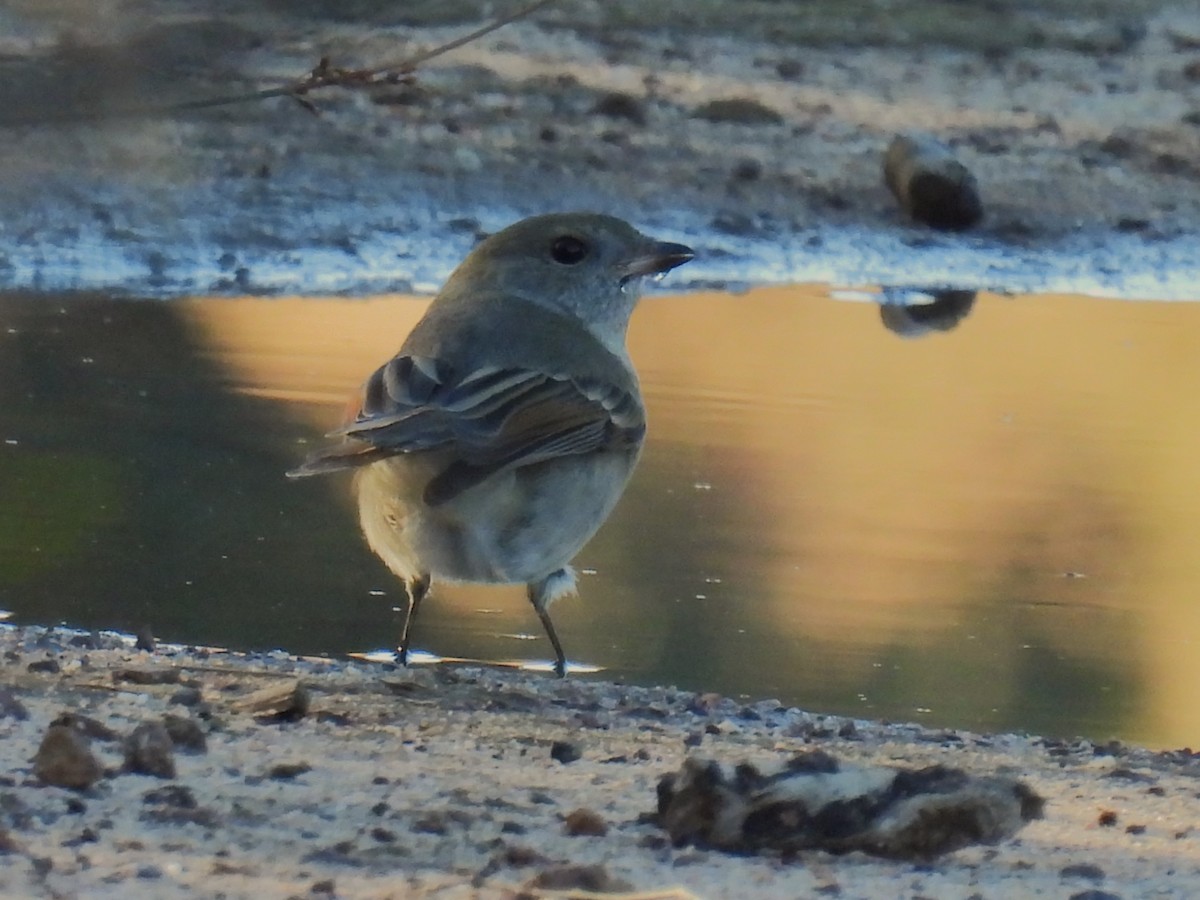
[550, 235, 589, 265]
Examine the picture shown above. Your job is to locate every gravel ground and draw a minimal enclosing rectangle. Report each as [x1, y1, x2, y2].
[2, 624, 1200, 899]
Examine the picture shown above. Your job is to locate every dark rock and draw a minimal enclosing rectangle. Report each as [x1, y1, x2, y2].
[123, 721, 177, 778]
[1066, 891, 1122, 900]
[693, 97, 783, 125]
[34, 726, 103, 790]
[27, 658, 61, 675]
[1098, 810, 1118, 827]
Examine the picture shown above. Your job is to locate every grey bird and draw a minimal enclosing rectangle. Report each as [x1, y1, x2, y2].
[289, 212, 694, 675]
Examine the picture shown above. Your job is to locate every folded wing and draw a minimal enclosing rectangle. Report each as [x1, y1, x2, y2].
[287, 354, 644, 506]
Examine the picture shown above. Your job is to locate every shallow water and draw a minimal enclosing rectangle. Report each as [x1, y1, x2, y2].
[3, 286, 1199, 748]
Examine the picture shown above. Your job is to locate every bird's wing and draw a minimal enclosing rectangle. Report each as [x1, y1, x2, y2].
[287, 354, 643, 505]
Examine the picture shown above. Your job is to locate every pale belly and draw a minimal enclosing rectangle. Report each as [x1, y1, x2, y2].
[354, 448, 639, 585]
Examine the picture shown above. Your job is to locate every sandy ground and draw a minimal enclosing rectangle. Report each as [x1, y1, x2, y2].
[4, 3, 1200, 898]
[0, 1, 1197, 295]
[3, 625, 1200, 899]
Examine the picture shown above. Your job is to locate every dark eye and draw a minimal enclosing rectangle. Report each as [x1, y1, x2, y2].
[550, 235, 589, 265]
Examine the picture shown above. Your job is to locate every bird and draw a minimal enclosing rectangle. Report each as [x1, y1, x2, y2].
[289, 212, 694, 676]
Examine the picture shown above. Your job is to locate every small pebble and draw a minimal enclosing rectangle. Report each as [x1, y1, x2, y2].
[123, 721, 177, 778]
[35, 725, 103, 790]
[563, 807, 608, 837]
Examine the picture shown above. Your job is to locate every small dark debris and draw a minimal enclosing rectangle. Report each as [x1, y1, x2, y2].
[529, 790, 555, 805]
[169, 686, 203, 707]
[310, 878, 337, 894]
[162, 715, 207, 754]
[500, 821, 526, 835]
[1098, 810, 1118, 827]
[65, 798, 87, 814]
[731, 158, 763, 181]
[141, 805, 221, 828]
[267, 762, 312, 781]
[61, 827, 99, 847]
[591, 91, 647, 126]
[143, 785, 197, 809]
[550, 741, 581, 765]
[369, 826, 396, 843]
[114, 668, 180, 686]
[136, 864, 163, 880]
[527, 864, 631, 893]
[693, 97, 784, 125]
[0, 688, 28, 721]
[27, 658, 61, 675]
[775, 59, 804, 80]
[1125, 823, 1146, 835]
[1066, 891, 1122, 900]
[563, 807, 608, 837]
[1060, 863, 1106, 882]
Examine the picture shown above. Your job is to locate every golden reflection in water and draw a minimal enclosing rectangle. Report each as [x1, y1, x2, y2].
[182, 288, 1200, 745]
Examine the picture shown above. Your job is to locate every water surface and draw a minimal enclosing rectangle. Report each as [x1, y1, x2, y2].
[3, 286, 1198, 748]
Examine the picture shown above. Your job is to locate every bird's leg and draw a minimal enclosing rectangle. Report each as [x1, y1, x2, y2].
[397, 573, 430, 666]
[527, 567, 577, 677]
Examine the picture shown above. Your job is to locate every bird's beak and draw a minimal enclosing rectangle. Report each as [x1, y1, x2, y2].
[620, 241, 695, 284]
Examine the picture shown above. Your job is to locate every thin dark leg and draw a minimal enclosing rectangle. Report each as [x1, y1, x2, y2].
[527, 573, 570, 677]
[398, 573, 430, 666]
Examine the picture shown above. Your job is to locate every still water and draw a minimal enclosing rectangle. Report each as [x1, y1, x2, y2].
[2, 287, 1198, 748]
